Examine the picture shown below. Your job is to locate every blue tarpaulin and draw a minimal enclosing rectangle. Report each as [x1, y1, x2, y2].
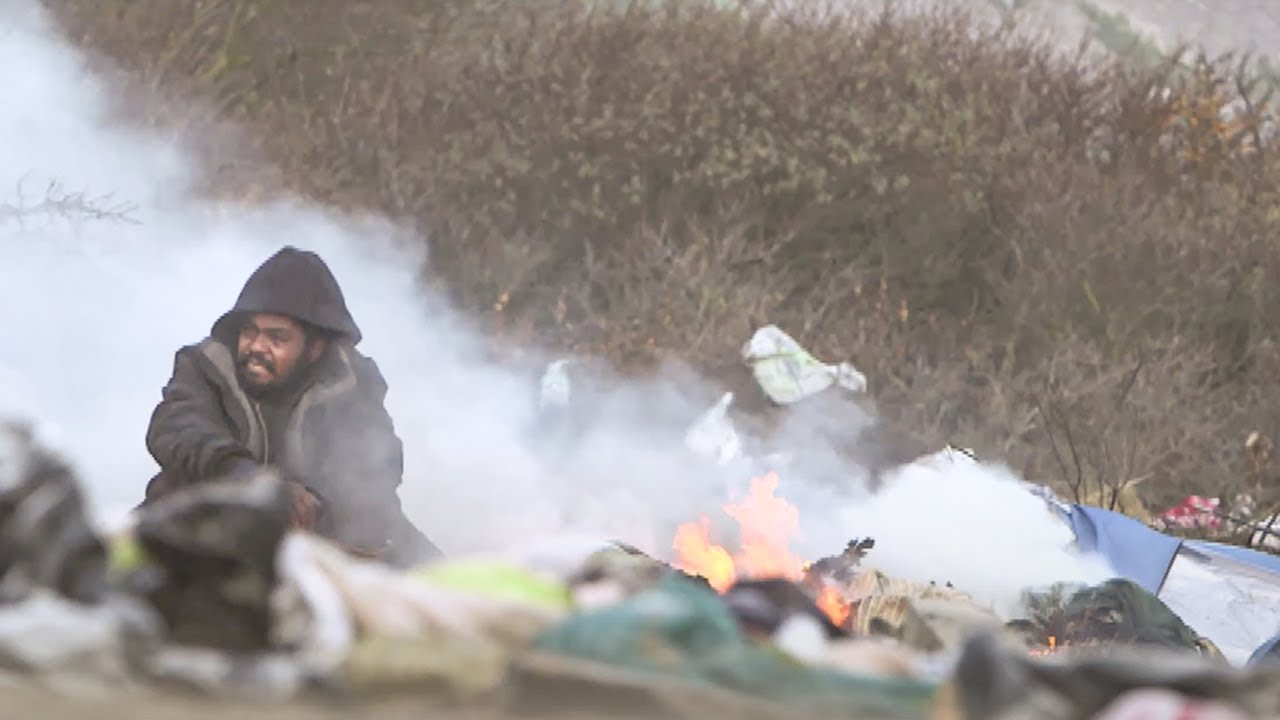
[1062, 502, 1280, 665]
[1066, 504, 1183, 594]
[1182, 539, 1280, 576]
[1065, 504, 1280, 588]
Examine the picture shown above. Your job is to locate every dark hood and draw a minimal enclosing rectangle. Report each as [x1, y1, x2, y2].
[212, 246, 362, 347]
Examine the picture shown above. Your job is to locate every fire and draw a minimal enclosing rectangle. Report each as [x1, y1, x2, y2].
[672, 471, 851, 627]
[816, 586, 851, 627]
[1029, 635, 1059, 657]
[671, 518, 736, 592]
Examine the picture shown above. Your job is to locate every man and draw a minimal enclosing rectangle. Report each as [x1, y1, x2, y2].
[141, 246, 441, 567]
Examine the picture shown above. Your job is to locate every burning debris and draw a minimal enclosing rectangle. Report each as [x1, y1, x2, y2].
[722, 577, 849, 641]
[670, 470, 865, 629]
[805, 538, 876, 587]
[663, 465, 1220, 663]
[667, 467, 987, 642]
[1006, 579, 1219, 659]
[672, 471, 805, 594]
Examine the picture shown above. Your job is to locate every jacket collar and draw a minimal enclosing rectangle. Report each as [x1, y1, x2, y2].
[196, 338, 359, 465]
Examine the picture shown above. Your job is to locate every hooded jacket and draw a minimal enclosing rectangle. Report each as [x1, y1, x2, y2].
[143, 246, 439, 566]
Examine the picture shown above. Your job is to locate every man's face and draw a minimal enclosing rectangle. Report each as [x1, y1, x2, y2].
[236, 313, 323, 393]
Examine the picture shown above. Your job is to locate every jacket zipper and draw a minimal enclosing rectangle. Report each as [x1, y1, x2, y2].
[252, 401, 271, 463]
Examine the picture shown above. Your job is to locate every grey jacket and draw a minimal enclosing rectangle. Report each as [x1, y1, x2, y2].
[142, 246, 440, 566]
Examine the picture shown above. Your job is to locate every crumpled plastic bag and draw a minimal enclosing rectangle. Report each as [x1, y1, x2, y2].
[0, 589, 161, 697]
[538, 359, 572, 411]
[742, 325, 867, 405]
[530, 358, 584, 465]
[0, 421, 110, 604]
[683, 392, 744, 466]
[910, 445, 979, 471]
[124, 523, 577, 701]
[269, 533, 354, 680]
[103, 470, 349, 700]
[124, 470, 293, 653]
[0, 422, 164, 696]
[1158, 496, 1223, 531]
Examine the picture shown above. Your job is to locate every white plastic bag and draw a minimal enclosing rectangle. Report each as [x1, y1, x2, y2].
[538, 359, 572, 411]
[741, 326, 867, 405]
[270, 533, 355, 678]
[912, 445, 979, 472]
[683, 392, 743, 466]
[0, 590, 156, 697]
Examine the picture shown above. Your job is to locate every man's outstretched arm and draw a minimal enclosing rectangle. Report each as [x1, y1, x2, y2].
[146, 348, 256, 485]
[330, 402, 441, 565]
[345, 400, 443, 565]
[319, 358, 440, 562]
[324, 387, 407, 539]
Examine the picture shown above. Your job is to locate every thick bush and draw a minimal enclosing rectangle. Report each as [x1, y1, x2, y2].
[44, 0, 1280, 514]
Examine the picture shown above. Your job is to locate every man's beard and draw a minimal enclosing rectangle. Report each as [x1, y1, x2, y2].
[236, 350, 317, 401]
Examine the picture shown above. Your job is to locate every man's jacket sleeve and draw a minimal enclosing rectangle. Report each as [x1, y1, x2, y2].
[322, 359, 412, 550]
[331, 398, 441, 564]
[146, 348, 253, 484]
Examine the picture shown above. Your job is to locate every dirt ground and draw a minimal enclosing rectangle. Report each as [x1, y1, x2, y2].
[0, 678, 775, 720]
[0, 653, 895, 720]
[0, 685, 456, 720]
[2, 688, 634, 720]
[6, 692, 798, 720]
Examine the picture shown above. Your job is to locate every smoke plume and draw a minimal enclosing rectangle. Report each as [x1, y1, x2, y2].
[0, 0, 1115, 611]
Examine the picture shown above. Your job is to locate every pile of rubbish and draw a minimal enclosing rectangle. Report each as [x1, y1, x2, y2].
[6, 325, 1280, 719]
[5, 420, 1280, 719]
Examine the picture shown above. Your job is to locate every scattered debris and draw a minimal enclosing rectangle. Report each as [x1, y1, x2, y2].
[9, 318, 1280, 719]
[1008, 579, 1210, 657]
[741, 325, 867, 405]
[1159, 496, 1223, 532]
[805, 538, 876, 588]
[0, 422, 163, 696]
[683, 391, 743, 466]
[524, 572, 937, 719]
[944, 633, 1280, 720]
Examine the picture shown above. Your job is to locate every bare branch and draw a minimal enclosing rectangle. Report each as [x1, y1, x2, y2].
[0, 177, 139, 227]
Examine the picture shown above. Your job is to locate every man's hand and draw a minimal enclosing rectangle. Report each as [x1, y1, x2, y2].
[287, 481, 322, 530]
[214, 453, 261, 483]
[343, 541, 391, 560]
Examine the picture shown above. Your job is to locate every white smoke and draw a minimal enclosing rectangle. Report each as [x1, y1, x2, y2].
[838, 453, 1117, 614]
[0, 0, 1117, 611]
[0, 0, 749, 556]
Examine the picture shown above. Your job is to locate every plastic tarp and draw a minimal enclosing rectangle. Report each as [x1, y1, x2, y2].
[1063, 504, 1280, 666]
[1067, 505, 1183, 594]
[1249, 634, 1280, 667]
[1161, 544, 1280, 668]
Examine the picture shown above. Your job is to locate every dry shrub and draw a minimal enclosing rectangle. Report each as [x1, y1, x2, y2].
[42, 0, 1280, 513]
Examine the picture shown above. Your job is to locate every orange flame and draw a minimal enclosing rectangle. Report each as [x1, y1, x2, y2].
[671, 518, 736, 592]
[816, 586, 851, 627]
[672, 471, 850, 627]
